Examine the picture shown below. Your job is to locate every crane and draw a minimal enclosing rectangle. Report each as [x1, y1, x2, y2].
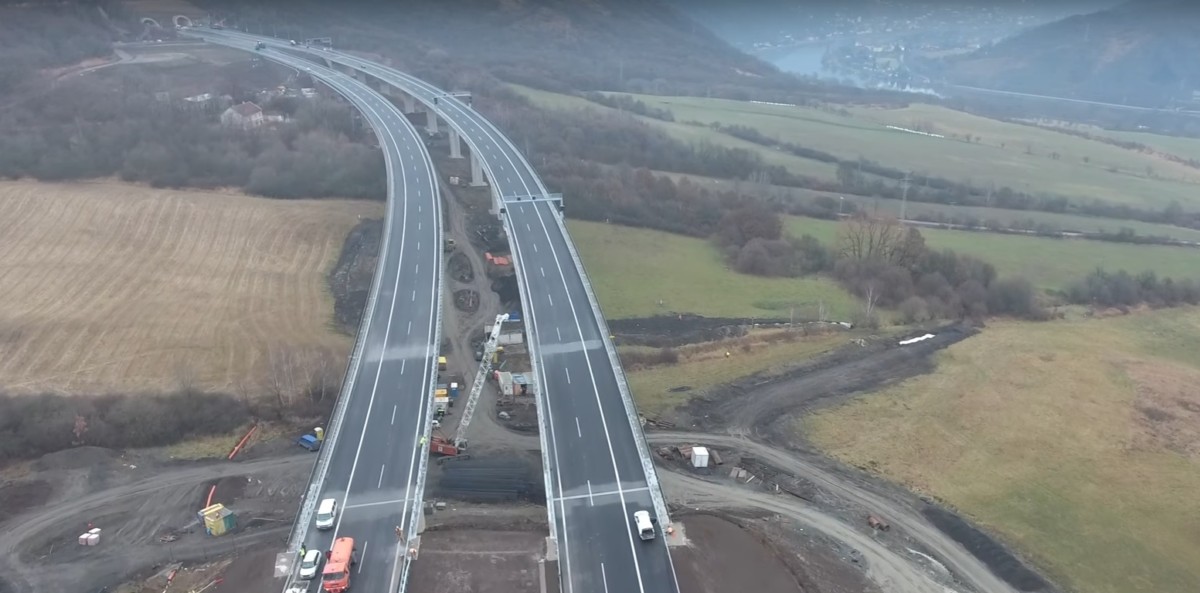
[452, 313, 509, 449]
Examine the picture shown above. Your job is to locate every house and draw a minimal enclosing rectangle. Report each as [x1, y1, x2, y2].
[220, 102, 263, 129]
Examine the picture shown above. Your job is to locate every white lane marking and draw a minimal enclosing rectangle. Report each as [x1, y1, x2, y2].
[418, 222, 422, 230]
[601, 563, 610, 593]
[343, 498, 412, 510]
[526, 223, 531, 231]
[587, 480, 594, 506]
[507, 176, 512, 183]
[565, 368, 571, 384]
[540, 266, 545, 277]
[416, 263, 420, 274]
[378, 465, 386, 488]
[401, 359, 406, 375]
[556, 327, 561, 340]
[547, 293, 554, 306]
[417, 241, 421, 251]
[391, 405, 397, 425]
[407, 321, 412, 335]
[325, 70, 414, 543]
[418, 205, 421, 212]
[576, 417, 582, 438]
[412, 290, 416, 302]
[554, 486, 650, 503]
[505, 219, 574, 591]
[533, 243, 538, 252]
[358, 540, 369, 573]
[525, 198, 655, 589]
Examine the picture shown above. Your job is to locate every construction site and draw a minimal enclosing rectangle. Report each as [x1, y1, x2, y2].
[0, 100, 1053, 593]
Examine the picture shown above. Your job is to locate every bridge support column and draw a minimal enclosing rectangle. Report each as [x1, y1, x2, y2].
[471, 153, 486, 187]
[449, 129, 462, 159]
[426, 109, 439, 135]
[402, 94, 416, 114]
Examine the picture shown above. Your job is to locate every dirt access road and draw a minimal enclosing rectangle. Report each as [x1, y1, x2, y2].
[658, 323, 1029, 593]
[653, 432, 1017, 593]
[0, 453, 312, 593]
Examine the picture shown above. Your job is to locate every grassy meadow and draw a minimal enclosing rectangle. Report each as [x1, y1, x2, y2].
[803, 309, 1200, 593]
[605, 92, 1200, 210]
[567, 219, 860, 320]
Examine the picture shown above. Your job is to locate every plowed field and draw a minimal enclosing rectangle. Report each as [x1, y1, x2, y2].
[0, 180, 382, 395]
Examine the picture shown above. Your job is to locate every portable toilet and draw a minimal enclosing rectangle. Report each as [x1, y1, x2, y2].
[691, 446, 710, 468]
[449, 382, 460, 399]
[437, 356, 447, 372]
[314, 427, 325, 442]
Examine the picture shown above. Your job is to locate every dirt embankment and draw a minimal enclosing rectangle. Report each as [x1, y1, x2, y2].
[609, 314, 822, 347]
[679, 323, 977, 441]
[329, 217, 383, 334]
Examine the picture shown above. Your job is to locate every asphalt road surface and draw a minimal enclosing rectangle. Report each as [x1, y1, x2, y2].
[196, 36, 444, 592]
[196, 29, 677, 593]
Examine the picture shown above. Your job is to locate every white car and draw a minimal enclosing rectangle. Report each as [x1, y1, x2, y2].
[633, 510, 656, 541]
[298, 549, 322, 580]
[315, 497, 338, 530]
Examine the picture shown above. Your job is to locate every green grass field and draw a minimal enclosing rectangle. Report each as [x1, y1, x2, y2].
[804, 310, 1200, 593]
[567, 219, 860, 320]
[785, 216, 1200, 290]
[509, 85, 836, 179]
[603, 93, 1200, 210]
[1031, 121, 1200, 163]
[656, 170, 1200, 242]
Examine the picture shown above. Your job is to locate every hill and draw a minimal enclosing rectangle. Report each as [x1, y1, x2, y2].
[940, 0, 1200, 108]
[193, 0, 916, 104]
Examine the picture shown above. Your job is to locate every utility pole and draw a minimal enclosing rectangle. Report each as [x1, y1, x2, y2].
[900, 171, 911, 221]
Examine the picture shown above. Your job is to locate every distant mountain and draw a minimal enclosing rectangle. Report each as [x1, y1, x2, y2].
[939, 0, 1200, 108]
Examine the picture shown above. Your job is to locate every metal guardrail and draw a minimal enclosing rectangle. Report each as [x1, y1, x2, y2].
[504, 213, 561, 552]
[266, 58, 403, 592]
[399, 160, 445, 592]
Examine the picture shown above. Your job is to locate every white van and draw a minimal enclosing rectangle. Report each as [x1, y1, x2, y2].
[298, 548, 322, 580]
[633, 510, 656, 541]
[315, 498, 338, 530]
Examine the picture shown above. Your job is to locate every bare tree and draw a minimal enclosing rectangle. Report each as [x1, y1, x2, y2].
[836, 213, 925, 267]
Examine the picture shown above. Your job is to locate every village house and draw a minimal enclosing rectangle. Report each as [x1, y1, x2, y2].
[220, 101, 263, 129]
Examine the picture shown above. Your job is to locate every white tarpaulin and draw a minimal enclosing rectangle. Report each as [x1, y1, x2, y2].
[898, 333, 935, 346]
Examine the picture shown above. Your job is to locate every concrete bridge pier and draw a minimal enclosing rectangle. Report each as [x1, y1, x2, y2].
[402, 94, 416, 114]
[471, 153, 486, 187]
[426, 109, 439, 135]
[449, 129, 462, 159]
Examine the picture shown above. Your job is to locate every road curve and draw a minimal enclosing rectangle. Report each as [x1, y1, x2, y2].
[649, 431, 1020, 593]
[205, 29, 680, 593]
[193, 35, 444, 593]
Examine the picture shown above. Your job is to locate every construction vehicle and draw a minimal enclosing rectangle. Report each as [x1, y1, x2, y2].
[867, 515, 890, 531]
[451, 314, 509, 452]
[321, 537, 357, 593]
[429, 434, 459, 456]
[296, 434, 320, 452]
